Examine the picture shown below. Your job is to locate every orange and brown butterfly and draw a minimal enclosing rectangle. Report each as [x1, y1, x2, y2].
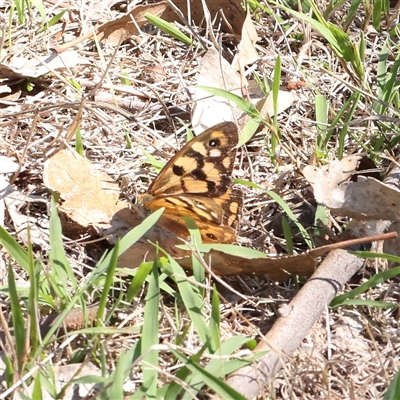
[138, 121, 242, 243]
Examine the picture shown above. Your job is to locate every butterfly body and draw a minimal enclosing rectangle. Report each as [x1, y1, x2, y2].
[139, 122, 242, 243]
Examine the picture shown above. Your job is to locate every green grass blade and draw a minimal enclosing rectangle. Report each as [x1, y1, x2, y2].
[96, 207, 164, 274]
[239, 118, 261, 146]
[139, 257, 160, 398]
[166, 254, 213, 351]
[281, 217, 294, 255]
[103, 344, 139, 399]
[32, 372, 43, 400]
[344, 0, 363, 29]
[313, 204, 330, 240]
[4, 354, 13, 389]
[384, 369, 400, 400]
[209, 286, 220, 349]
[372, 0, 383, 30]
[0, 225, 29, 271]
[171, 350, 248, 400]
[97, 241, 119, 325]
[27, 243, 40, 355]
[272, 54, 281, 128]
[75, 128, 84, 156]
[142, 150, 165, 171]
[197, 86, 263, 121]
[331, 266, 400, 307]
[334, 299, 397, 308]
[49, 195, 77, 298]
[315, 94, 328, 154]
[41, 9, 67, 32]
[183, 216, 205, 287]
[266, 190, 313, 248]
[8, 263, 26, 373]
[145, 13, 193, 45]
[126, 261, 153, 303]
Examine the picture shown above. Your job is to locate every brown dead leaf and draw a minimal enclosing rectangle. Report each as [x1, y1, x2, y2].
[42, 149, 187, 266]
[98, 2, 167, 46]
[55, 3, 167, 52]
[160, 0, 245, 36]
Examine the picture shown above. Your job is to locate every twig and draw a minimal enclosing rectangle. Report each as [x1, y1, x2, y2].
[226, 249, 366, 398]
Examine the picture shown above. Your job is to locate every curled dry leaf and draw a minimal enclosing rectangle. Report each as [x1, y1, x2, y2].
[55, 2, 168, 52]
[304, 155, 400, 221]
[0, 156, 48, 248]
[3, 190, 49, 249]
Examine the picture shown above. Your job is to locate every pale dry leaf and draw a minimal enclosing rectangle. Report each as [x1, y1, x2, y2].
[0, 155, 18, 174]
[192, 48, 243, 132]
[0, 85, 11, 94]
[0, 50, 86, 80]
[43, 149, 127, 232]
[0, 87, 21, 102]
[238, 90, 296, 129]
[231, 10, 259, 70]
[258, 90, 296, 118]
[3, 190, 49, 248]
[303, 155, 362, 187]
[14, 363, 101, 400]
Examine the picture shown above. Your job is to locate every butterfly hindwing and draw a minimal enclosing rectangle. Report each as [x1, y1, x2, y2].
[157, 212, 237, 244]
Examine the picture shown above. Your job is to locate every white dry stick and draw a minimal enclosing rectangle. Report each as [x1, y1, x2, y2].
[227, 249, 365, 399]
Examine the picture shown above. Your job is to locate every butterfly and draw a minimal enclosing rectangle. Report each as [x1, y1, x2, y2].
[138, 122, 242, 243]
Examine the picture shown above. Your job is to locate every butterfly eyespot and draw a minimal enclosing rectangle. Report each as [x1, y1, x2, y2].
[206, 232, 217, 240]
[209, 138, 221, 147]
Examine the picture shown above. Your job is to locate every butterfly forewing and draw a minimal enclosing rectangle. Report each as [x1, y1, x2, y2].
[148, 122, 238, 198]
